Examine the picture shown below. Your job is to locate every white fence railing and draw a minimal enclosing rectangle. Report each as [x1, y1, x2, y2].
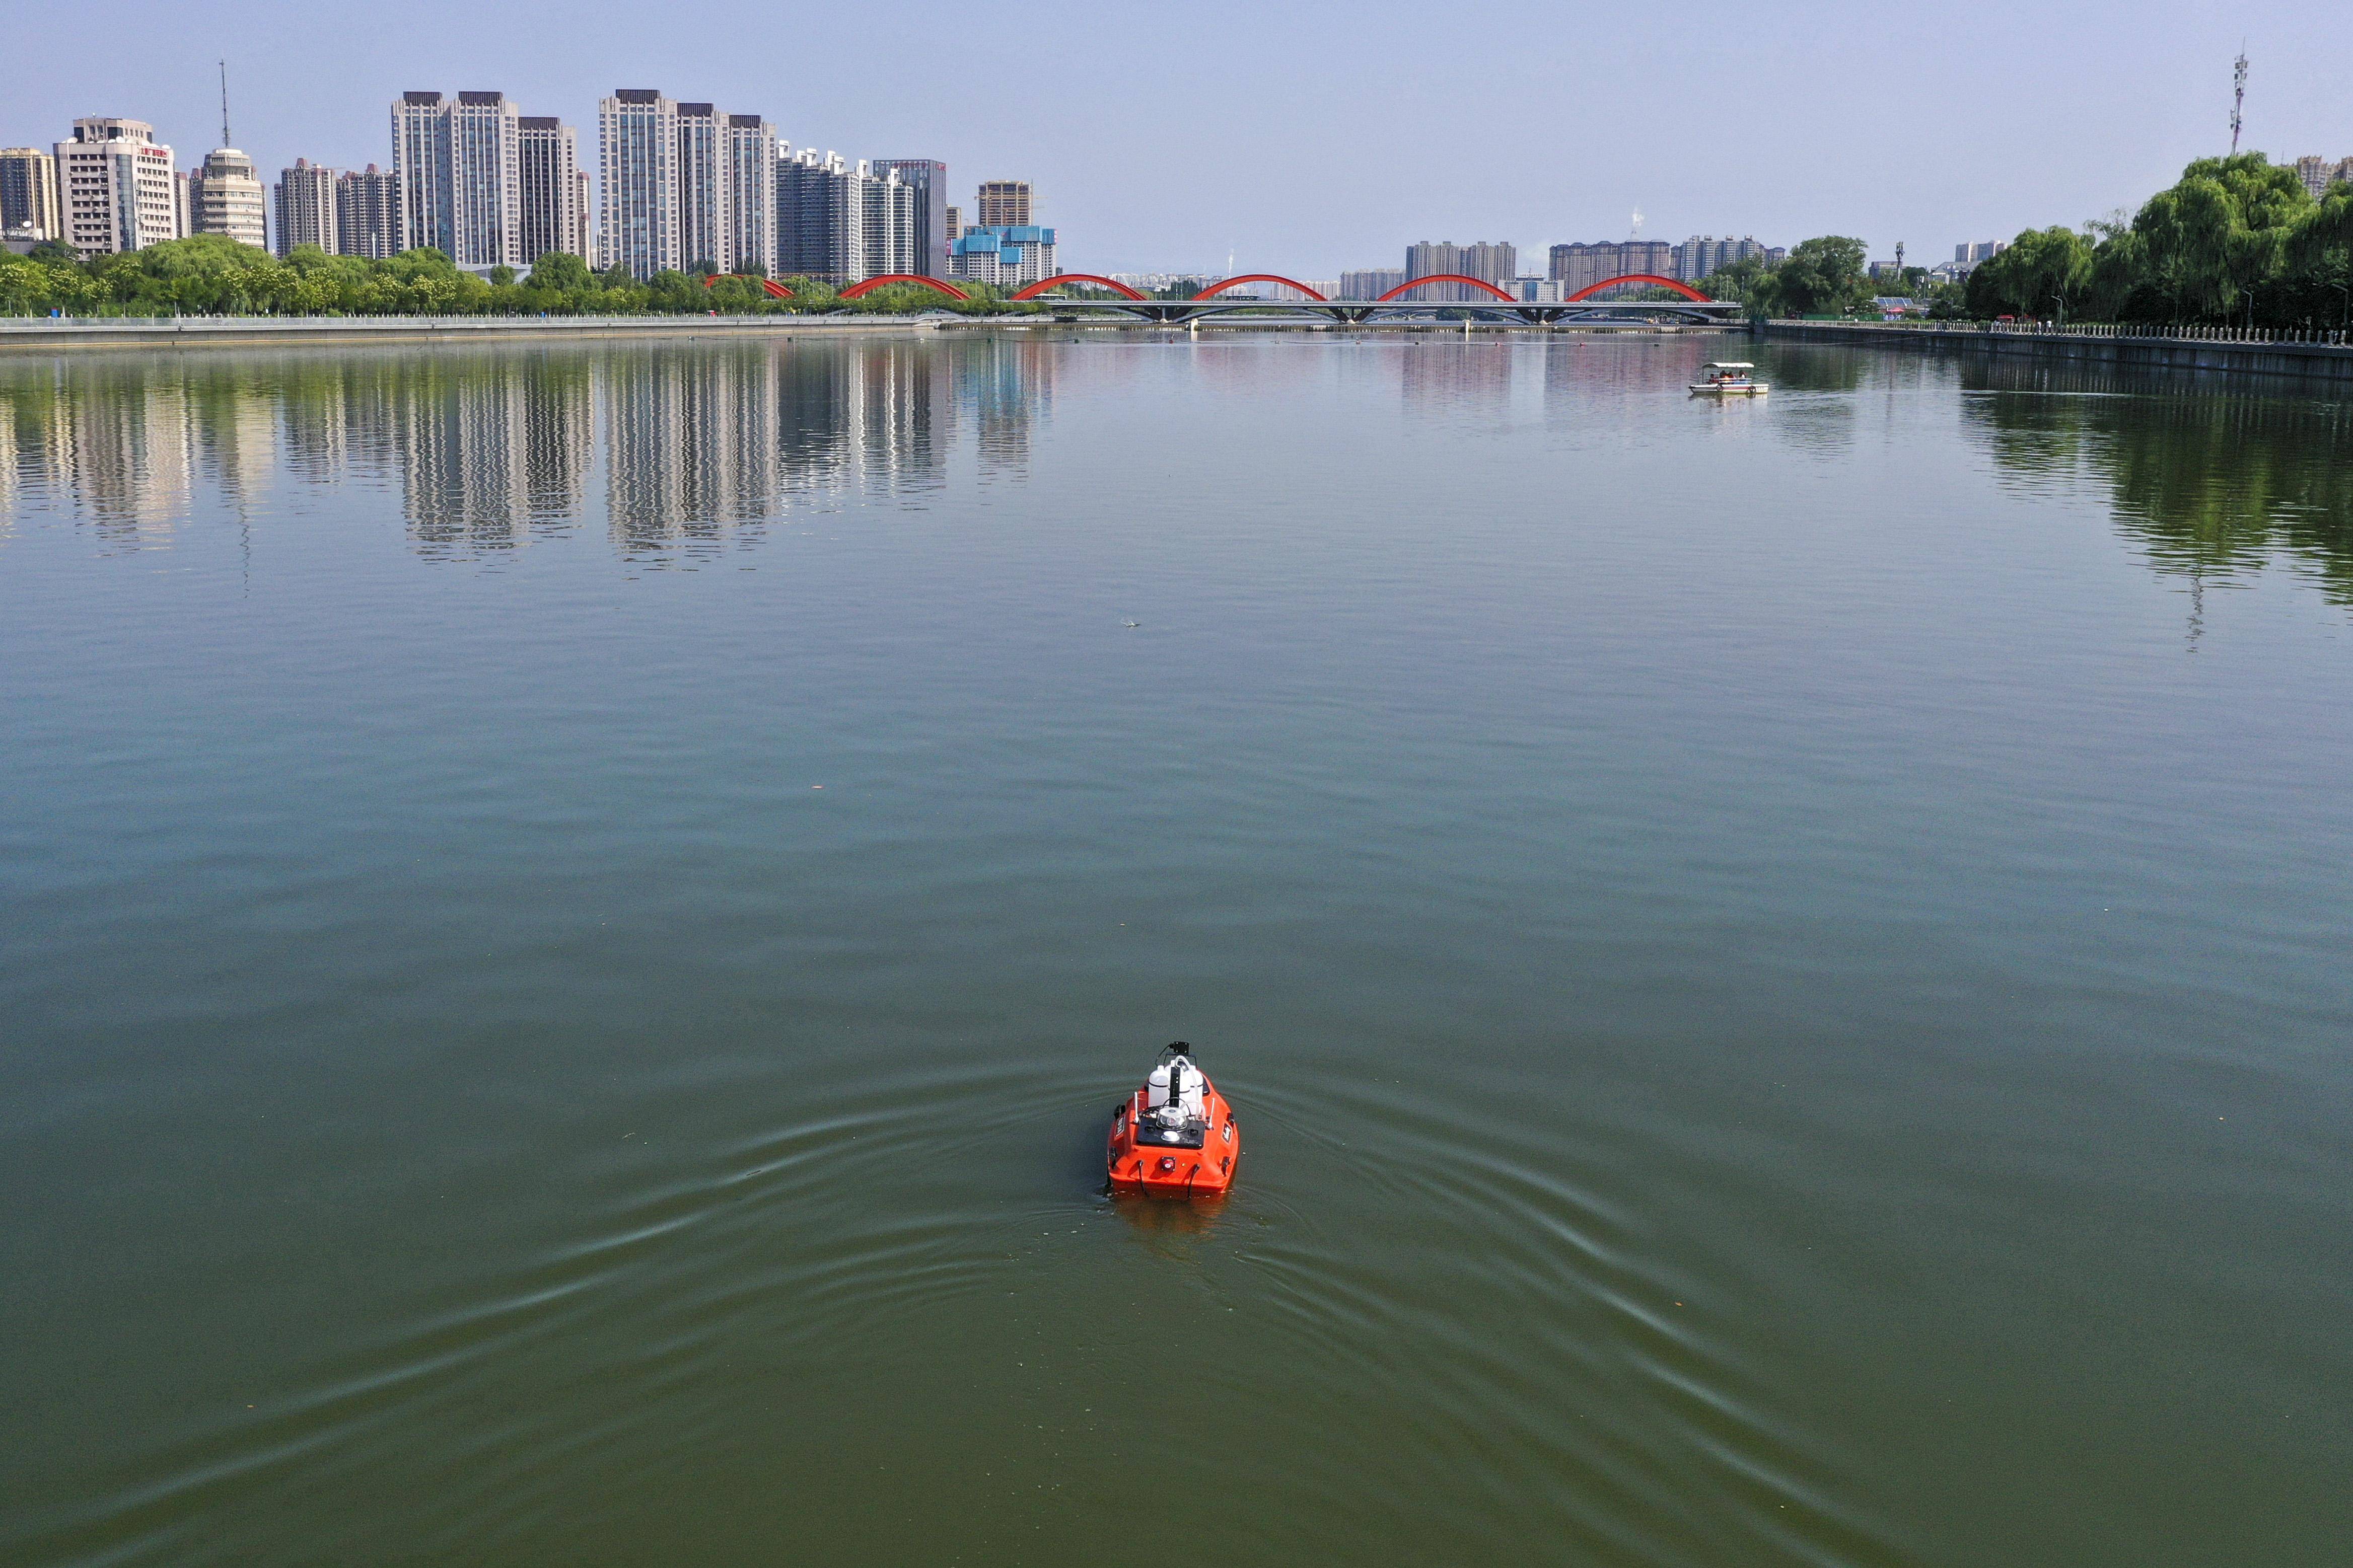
[1777, 318, 2351, 347]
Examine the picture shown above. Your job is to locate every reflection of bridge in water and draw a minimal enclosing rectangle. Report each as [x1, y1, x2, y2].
[1021, 272, 1741, 327]
[737, 271, 1743, 326]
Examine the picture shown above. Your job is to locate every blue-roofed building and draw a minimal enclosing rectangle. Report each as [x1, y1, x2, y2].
[947, 223, 1056, 288]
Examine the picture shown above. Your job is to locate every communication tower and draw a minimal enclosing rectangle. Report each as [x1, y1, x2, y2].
[2229, 48, 2247, 155]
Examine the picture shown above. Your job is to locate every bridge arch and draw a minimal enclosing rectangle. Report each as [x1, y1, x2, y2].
[837, 274, 971, 302]
[1375, 274, 1519, 304]
[1563, 273, 1710, 303]
[1012, 273, 1149, 302]
[1192, 274, 1329, 302]
[701, 274, 795, 299]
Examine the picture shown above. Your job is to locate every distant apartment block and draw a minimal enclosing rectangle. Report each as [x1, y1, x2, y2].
[1405, 241, 1516, 300]
[943, 204, 963, 243]
[1110, 273, 1216, 296]
[975, 180, 1030, 228]
[392, 91, 523, 268]
[726, 116, 779, 277]
[1547, 240, 1676, 294]
[2291, 155, 2353, 200]
[1, 147, 62, 241]
[55, 117, 179, 256]
[865, 171, 915, 277]
[675, 103, 730, 271]
[777, 150, 915, 284]
[1339, 269, 1406, 298]
[1672, 235, 1771, 283]
[274, 159, 337, 255]
[601, 90, 777, 279]
[190, 145, 267, 249]
[516, 117, 584, 266]
[1954, 240, 2006, 270]
[338, 165, 403, 258]
[872, 160, 948, 277]
[599, 90, 680, 278]
[574, 170, 595, 265]
[948, 224, 1055, 288]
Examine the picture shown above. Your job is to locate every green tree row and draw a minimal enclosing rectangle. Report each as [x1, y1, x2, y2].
[1965, 155, 2352, 328]
[0, 236, 1032, 318]
[1682, 156, 2352, 330]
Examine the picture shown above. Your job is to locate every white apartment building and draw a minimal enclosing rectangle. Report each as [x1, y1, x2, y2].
[724, 115, 778, 277]
[448, 92, 520, 268]
[862, 168, 914, 277]
[675, 103, 729, 272]
[599, 89, 680, 279]
[775, 150, 918, 284]
[274, 158, 337, 255]
[573, 170, 595, 265]
[190, 145, 267, 249]
[391, 90, 522, 269]
[947, 225, 1055, 289]
[338, 165, 402, 258]
[56, 118, 179, 256]
[1, 147, 63, 241]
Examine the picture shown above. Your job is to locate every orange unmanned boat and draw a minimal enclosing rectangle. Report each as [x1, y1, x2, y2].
[1107, 1043, 1239, 1198]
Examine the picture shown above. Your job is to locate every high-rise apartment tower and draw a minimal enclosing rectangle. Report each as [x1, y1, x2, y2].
[55, 118, 179, 256]
[872, 159, 947, 277]
[391, 90, 523, 267]
[599, 89, 680, 278]
[338, 165, 403, 258]
[975, 180, 1030, 228]
[190, 146, 267, 249]
[0, 148, 62, 240]
[274, 158, 338, 255]
[515, 117, 582, 265]
[724, 115, 778, 276]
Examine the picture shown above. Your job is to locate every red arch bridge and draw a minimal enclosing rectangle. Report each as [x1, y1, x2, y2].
[1003, 272, 1740, 326]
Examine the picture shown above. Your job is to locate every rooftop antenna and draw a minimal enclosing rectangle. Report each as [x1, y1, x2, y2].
[219, 59, 232, 147]
[2229, 45, 2247, 155]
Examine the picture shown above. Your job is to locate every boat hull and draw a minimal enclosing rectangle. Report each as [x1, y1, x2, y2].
[1108, 1078, 1238, 1198]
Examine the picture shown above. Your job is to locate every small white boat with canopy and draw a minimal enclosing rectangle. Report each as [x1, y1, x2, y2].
[1690, 361, 1768, 396]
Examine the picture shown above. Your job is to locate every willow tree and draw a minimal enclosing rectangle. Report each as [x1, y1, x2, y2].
[2130, 154, 2311, 327]
[1967, 227, 2096, 323]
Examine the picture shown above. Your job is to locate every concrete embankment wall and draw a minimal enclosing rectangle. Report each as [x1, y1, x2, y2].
[1759, 321, 2353, 387]
[0, 315, 940, 352]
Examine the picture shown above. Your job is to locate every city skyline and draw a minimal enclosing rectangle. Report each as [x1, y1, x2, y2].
[10, 0, 2351, 276]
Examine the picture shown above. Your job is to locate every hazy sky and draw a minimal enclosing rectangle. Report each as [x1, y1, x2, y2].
[11, 0, 2350, 276]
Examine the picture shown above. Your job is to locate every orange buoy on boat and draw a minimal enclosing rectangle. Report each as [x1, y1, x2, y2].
[1107, 1043, 1238, 1198]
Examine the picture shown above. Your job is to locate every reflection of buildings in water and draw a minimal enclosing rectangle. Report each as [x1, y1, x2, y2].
[1537, 335, 1717, 406]
[190, 381, 278, 513]
[402, 357, 593, 557]
[1399, 336, 1514, 412]
[1, 334, 1062, 563]
[41, 374, 195, 547]
[604, 339, 961, 554]
[277, 370, 350, 488]
[955, 333, 1051, 477]
[604, 346, 755, 553]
